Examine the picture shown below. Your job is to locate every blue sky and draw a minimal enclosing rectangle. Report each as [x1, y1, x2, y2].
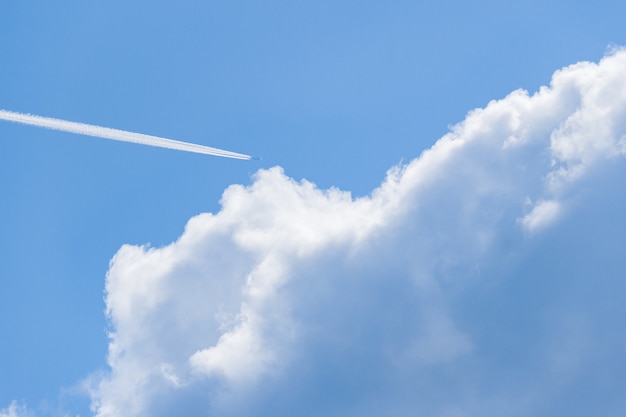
[1, 1, 626, 416]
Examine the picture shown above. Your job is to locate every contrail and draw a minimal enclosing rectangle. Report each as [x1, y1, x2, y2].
[0, 109, 255, 160]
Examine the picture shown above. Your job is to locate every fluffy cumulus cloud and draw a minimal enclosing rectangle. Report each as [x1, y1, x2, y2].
[89, 50, 626, 416]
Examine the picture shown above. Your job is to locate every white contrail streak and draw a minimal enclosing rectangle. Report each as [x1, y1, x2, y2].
[0, 109, 255, 160]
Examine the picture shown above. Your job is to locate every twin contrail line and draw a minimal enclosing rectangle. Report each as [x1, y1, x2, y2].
[0, 109, 255, 160]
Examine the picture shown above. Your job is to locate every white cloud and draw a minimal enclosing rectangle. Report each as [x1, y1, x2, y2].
[89, 49, 626, 416]
[0, 403, 29, 417]
[519, 199, 561, 232]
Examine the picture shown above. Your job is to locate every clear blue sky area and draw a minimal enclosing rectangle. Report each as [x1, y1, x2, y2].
[1, 1, 626, 416]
